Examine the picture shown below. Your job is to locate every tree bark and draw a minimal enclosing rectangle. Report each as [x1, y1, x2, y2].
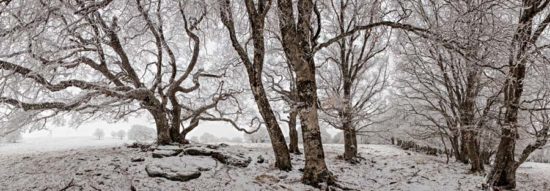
[148, 108, 171, 145]
[296, 76, 333, 186]
[251, 82, 293, 171]
[487, 128, 517, 189]
[219, 0, 292, 171]
[288, 110, 301, 154]
[459, 130, 470, 164]
[343, 124, 358, 161]
[277, 0, 333, 186]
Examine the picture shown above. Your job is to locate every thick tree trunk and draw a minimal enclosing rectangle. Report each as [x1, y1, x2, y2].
[297, 77, 333, 186]
[487, 128, 517, 189]
[148, 108, 171, 145]
[276, 0, 332, 186]
[288, 110, 301, 154]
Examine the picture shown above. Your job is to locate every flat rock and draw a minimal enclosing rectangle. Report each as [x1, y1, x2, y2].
[156, 145, 183, 151]
[145, 164, 201, 182]
[152, 149, 182, 158]
[182, 147, 251, 167]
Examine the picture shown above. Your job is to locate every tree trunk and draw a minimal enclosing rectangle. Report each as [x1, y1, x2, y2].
[450, 134, 463, 162]
[251, 80, 292, 171]
[459, 130, 470, 164]
[288, 110, 301, 154]
[148, 108, 171, 145]
[297, 77, 333, 186]
[463, 130, 483, 172]
[276, 0, 332, 186]
[487, 128, 517, 189]
[343, 125, 358, 161]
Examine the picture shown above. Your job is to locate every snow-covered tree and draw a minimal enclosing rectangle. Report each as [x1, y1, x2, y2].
[0, 0, 247, 145]
[128, 125, 155, 142]
[199, 132, 218, 143]
[3, 129, 22, 143]
[244, 127, 269, 143]
[93, 128, 105, 140]
[116, 130, 126, 140]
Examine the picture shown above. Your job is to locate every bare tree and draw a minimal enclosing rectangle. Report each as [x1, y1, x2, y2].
[219, 0, 292, 171]
[93, 128, 105, 140]
[0, 0, 246, 145]
[316, 0, 391, 162]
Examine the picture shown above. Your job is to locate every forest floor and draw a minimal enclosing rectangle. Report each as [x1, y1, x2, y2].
[0, 140, 549, 191]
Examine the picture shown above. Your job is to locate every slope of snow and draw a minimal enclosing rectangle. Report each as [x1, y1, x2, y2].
[0, 143, 549, 190]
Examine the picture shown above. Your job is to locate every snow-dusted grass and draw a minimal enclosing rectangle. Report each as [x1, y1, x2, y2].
[0, 142, 549, 190]
[0, 136, 132, 155]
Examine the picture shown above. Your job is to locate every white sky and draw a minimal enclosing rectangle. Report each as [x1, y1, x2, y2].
[24, 116, 340, 140]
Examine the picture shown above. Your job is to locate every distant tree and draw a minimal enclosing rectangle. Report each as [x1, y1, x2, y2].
[128, 125, 156, 142]
[3, 129, 22, 143]
[116, 130, 126, 140]
[93, 128, 105, 140]
[200, 132, 218, 143]
[110, 131, 117, 138]
[244, 127, 269, 143]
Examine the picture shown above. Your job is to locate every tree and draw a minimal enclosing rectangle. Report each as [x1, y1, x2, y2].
[128, 125, 156, 142]
[317, 0, 390, 162]
[265, 58, 301, 154]
[199, 132, 218, 143]
[93, 128, 105, 140]
[244, 127, 270, 143]
[219, 0, 292, 170]
[0, 0, 246, 146]
[3, 129, 22, 143]
[116, 130, 126, 140]
[486, 1, 550, 188]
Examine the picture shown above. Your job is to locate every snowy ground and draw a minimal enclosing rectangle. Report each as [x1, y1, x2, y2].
[0, 136, 132, 155]
[1, 141, 549, 191]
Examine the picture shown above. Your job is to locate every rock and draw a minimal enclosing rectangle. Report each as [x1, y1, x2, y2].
[257, 155, 265, 164]
[152, 149, 182, 158]
[206, 145, 219, 150]
[182, 147, 251, 167]
[156, 145, 183, 151]
[131, 157, 145, 162]
[218, 143, 229, 148]
[197, 167, 211, 171]
[145, 164, 201, 182]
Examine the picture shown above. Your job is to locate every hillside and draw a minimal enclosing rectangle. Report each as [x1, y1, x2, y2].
[1, 141, 548, 190]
